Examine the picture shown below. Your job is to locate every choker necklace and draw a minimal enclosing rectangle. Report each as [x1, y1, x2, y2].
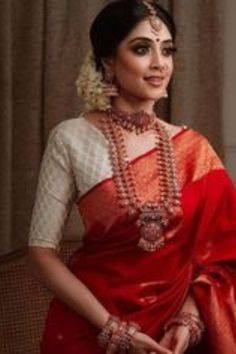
[100, 109, 182, 252]
[106, 108, 156, 134]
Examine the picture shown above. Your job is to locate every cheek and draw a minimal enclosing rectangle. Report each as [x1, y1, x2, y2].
[115, 56, 147, 82]
[164, 60, 174, 84]
[168, 60, 174, 77]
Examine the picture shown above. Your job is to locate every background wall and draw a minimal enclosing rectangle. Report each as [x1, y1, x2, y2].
[223, 0, 236, 180]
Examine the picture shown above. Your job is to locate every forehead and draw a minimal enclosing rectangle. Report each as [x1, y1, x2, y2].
[123, 18, 172, 43]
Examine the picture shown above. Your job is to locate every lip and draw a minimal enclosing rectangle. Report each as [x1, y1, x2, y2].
[144, 76, 165, 87]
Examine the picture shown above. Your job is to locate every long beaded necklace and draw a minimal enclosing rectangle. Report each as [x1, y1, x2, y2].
[100, 108, 182, 252]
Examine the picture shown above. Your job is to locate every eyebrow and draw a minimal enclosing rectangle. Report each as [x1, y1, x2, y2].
[128, 37, 173, 45]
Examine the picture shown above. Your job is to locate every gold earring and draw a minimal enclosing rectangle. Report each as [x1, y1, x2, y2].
[103, 71, 119, 98]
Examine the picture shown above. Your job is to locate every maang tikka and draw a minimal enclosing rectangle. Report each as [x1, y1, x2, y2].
[142, 0, 162, 34]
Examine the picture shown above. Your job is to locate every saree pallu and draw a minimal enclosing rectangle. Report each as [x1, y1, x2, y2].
[41, 129, 236, 354]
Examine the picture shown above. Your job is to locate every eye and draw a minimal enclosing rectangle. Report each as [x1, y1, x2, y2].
[132, 45, 151, 56]
[162, 46, 177, 57]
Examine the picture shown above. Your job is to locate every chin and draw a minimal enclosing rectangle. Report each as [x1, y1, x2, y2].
[122, 86, 166, 102]
[143, 87, 167, 100]
[143, 91, 165, 101]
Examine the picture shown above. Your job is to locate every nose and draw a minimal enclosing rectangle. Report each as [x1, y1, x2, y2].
[150, 50, 164, 70]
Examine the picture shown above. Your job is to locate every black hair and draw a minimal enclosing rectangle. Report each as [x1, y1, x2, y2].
[90, 0, 176, 71]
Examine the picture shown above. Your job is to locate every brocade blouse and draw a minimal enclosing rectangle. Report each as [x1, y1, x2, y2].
[28, 116, 114, 249]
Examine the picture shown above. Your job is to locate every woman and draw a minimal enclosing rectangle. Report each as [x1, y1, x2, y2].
[28, 1, 236, 353]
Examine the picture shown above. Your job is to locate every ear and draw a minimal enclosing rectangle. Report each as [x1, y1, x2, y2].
[101, 56, 115, 73]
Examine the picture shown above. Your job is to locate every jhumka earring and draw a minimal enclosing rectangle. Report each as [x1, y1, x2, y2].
[103, 70, 119, 98]
[142, 0, 162, 34]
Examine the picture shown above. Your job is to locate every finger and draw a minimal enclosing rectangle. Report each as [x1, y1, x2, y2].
[103, 89, 119, 95]
[132, 332, 173, 354]
[149, 344, 172, 354]
[106, 342, 117, 354]
[130, 348, 146, 354]
[146, 339, 173, 354]
[103, 89, 118, 94]
[103, 87, 118, 92]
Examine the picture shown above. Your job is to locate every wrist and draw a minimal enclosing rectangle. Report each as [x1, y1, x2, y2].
[164, 311, 205, 347]
[97, 315, 141, 352]
[180, 294, 200, 317]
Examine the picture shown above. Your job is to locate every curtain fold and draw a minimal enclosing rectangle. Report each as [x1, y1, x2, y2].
[0, 0, 13, 255]
[0, 0, 229, 257]
[170, 0, 225, 156]
[0, 0, 46, 257]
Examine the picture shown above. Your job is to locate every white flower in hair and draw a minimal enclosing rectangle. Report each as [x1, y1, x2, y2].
[76, 51, 111, 111]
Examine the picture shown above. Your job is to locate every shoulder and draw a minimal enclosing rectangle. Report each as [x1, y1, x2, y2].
[159, 119, 187, 139]
[47, 113, 99, 149]
[159, 119, 210, 145]
[176, 127, 217, 154]
[49, 115, 85, 140]
[173, 126, 224, 180]
[49, 111, 106, 141]
[46, 112, 107, 159]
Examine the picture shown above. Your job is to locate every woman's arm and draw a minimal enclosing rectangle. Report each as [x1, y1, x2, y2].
[29, 246, 110, 329]
[29, 246, 172, 354]
[178, 293, 200, 316]
[28, 126, 111, 327]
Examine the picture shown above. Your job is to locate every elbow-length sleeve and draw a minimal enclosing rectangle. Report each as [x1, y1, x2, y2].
[191, 168, 236, 353]
[28, 125, 77, 249]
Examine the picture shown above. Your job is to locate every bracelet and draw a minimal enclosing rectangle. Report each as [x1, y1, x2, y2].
[164, 312, 205, 347]
[109, 321, 127, 352]
[97, 315, 141, 353]
[97, 315, 120, 347]
[119, 321, 141, 353]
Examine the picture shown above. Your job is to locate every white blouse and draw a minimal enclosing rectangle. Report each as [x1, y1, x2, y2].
[28, 116, 113, 249]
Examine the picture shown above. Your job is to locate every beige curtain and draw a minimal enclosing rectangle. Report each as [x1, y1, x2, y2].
[0, 0, 228, 257]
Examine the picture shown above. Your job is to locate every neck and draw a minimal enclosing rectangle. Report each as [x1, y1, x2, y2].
[111, 95, 155, 115]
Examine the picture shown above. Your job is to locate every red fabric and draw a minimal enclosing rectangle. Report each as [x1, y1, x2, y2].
[41, 130, 236, 353]
[191, 171, 236, 353]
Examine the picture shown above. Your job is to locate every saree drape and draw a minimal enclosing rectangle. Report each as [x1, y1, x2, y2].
[41, 128, 236, 354]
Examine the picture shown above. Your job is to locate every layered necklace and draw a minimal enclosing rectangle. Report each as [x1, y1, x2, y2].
[100, 108, 181, 252]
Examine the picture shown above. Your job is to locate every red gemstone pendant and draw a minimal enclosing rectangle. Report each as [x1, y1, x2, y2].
[138, 221, 165, 251]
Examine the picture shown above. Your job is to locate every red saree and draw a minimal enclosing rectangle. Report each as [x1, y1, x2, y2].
[41, 128, 236, 354]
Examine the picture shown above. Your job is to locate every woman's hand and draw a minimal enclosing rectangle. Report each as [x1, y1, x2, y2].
[159, 325, 190, 354]
[158, 293, 200, 353]
[129, 331, 173, 354]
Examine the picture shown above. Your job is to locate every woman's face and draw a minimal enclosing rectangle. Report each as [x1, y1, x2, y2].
[107, 18, 175, 102]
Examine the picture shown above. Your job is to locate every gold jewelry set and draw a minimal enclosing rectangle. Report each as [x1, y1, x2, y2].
[100, 108, 182, 252]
